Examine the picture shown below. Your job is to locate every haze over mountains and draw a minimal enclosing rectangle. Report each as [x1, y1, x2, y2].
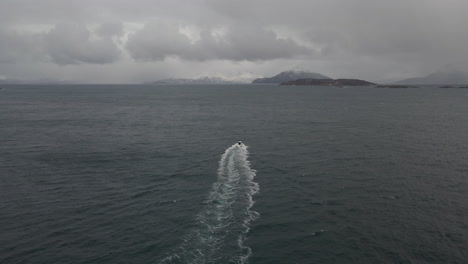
[252, 70, 331, 84]
[149, 76, 241, 85]
[396, 67, 468, 84]
[147, 70, 332, 85]
[2, 67, 468, 86]
[147, 67, 468, 86]
[0, 78, 74, 85]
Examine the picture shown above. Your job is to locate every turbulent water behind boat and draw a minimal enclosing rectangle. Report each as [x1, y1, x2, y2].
[161, 144, 258, 264]
[0, 84, 467, 264]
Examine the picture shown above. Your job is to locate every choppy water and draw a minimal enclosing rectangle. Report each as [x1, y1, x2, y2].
[0, 85, 467, 264]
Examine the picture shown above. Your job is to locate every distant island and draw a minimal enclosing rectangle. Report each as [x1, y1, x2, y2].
[3, 67, 468, 87]
[281, 78, 375, 86]
[252, 70, 331, 84]
[148, 76, 242, 85]
[440, 85, 468, 89]
[375, 85, 418, 88]
[396, 67, 468, 85]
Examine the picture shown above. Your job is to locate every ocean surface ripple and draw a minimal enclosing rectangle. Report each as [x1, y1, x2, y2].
[0, 85, 467, 264]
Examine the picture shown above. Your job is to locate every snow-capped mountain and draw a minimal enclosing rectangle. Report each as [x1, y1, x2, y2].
[252, 70, 332, 84]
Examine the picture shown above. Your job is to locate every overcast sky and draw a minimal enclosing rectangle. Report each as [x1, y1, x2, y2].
[1, 0, 467, 83]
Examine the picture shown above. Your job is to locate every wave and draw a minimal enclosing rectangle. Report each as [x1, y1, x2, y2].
[160, 143, 259, 264]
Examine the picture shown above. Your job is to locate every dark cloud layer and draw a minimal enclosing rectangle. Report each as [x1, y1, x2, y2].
[0, 0, 467, 82]
[126, 23, 311, 61]
[45, 24, 121, 65]
[0, 29, 46, 63]
[0, 24, 121, 65]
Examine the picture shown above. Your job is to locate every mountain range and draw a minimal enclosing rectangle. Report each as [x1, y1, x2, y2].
[396, 68, 468, 84]
[3, 68, 468, 86]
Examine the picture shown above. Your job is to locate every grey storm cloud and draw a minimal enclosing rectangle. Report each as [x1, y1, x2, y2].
[44, 23, 121, 65]
[0, 23, 121, 65]
[126, 23, 312, 61]
[96, 22, 124, 37]
[0, 0, 468, 82]
[0, 29, 46, 63]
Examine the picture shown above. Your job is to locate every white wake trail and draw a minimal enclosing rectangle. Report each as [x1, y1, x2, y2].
[160, 143, 259, 264]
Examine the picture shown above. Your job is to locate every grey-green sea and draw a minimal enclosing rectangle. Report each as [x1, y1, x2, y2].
[0, 85, 467, 264]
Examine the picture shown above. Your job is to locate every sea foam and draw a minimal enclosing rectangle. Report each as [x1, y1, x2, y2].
[160, 143, 259, 264]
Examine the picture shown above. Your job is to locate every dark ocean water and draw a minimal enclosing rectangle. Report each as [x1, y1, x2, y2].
[0, 84, 467, 264]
